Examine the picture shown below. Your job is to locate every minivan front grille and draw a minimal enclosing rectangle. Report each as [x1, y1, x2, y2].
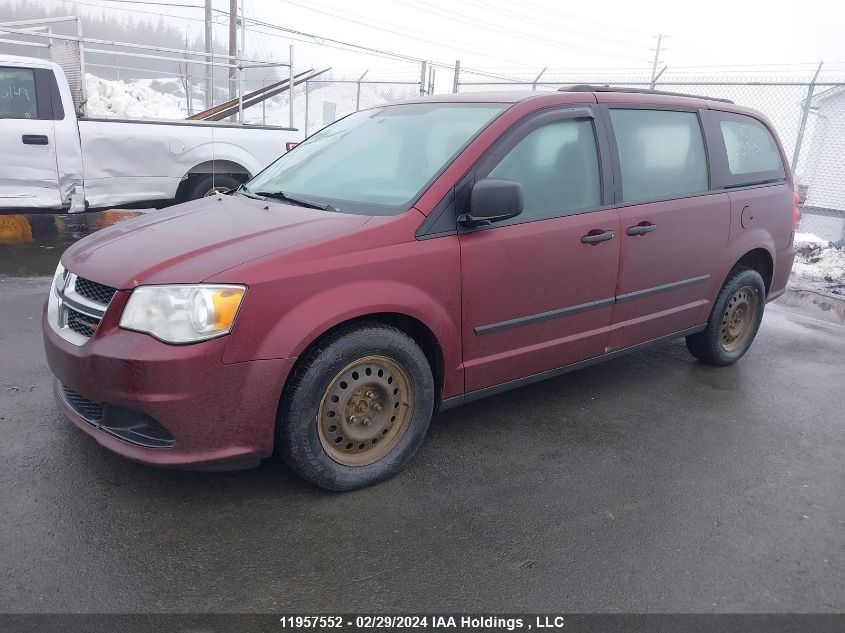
[49, 270, 116, 345]
[62, 384, 104, 421]
[73, 277, 117, 305]
[67, 309, 100, 338]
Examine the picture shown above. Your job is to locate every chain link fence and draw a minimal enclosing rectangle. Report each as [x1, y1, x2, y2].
[456, 72, 845, 243]
[294, 79, 421, 136]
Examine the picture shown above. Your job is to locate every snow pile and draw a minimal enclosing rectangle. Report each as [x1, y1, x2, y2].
[792, 232, 845, 285]
[85, 74, 187, 119]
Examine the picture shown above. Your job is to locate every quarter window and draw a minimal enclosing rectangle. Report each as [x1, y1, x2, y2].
[487, 118, 601, 220]
[0, 67, 38, 120]
[610, 109, 708, 203]
[718, 114, 784, 180]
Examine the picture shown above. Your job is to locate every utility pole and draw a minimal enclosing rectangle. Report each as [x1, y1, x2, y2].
[650, 33, 665, 89]
[228, 0, 237, 103]
[204, 0, 213, 109]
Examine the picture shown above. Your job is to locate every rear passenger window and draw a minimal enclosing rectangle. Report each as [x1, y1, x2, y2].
[713, 112, 785, 186]
[0, 67, 38, 120]
[487, 118, 601, 220]
[609, 109, 708, 203]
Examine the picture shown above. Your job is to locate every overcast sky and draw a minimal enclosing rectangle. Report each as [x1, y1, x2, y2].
[55, 0, 845, 82]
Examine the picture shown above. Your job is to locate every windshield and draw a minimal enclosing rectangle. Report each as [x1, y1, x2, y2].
[245, 103, 506, 214]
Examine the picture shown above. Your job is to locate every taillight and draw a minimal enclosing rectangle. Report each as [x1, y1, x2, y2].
[792, 191, 801, 233]
[285, 142, 299, 152]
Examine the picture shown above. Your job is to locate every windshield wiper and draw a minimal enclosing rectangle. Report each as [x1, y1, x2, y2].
[256, 191, 337, 212]
[234, 183, 266, 200]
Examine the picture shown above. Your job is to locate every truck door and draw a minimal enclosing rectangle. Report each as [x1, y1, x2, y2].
[0, 66, 62, 209]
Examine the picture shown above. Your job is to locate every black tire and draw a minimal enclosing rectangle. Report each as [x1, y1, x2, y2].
[186, 174, 242, 200]
[686, 265, 766, 366]
[278, 323, 435, 491]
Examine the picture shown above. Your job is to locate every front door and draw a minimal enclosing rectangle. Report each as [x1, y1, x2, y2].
[0, 66, 61, 209]
[603, 107, 731, 351]
[459, 107, 621, 393]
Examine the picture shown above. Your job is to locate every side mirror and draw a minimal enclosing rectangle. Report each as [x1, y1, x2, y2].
[460, 178, 524, 227]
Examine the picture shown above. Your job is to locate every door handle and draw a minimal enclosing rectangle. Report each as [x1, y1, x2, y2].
[626, 222, 657, 236]
[22, 134, 49, 145]
[581, 230, 615, 244]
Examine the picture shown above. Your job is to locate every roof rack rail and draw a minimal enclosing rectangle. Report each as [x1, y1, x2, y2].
[558, 84, 734, 104]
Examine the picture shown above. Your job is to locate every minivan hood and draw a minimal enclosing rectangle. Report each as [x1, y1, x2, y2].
[62, 196, 369, 288]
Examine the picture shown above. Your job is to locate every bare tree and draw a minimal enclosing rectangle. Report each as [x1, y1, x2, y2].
[175, 30, 192, 116]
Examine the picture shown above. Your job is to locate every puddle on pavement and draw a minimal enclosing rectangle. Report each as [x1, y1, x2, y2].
[0, 210, 147, 277]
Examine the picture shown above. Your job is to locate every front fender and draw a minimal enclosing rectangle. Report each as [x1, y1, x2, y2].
[223, 280, 463, 399]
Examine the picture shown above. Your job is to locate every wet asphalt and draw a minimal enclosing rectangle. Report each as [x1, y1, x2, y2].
[0, 212, 843, 613]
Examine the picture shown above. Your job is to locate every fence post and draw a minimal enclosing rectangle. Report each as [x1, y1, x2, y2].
[453, 59, 460, 93]
[651, 65, 667, 88]
[186, 71, 193, 116]
[791, 61, 824, 177]
[238, 0, 245, 123]
[356, 69, 368, 111]
[419, 61, 427, 96]
[288, 44, 294, 130]
[304, 80, 309, 137]
[76, 15, 86, 114]
[532, 67, 546, 91]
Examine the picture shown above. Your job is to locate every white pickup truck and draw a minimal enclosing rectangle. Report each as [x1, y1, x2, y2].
[0, 55, 300, 212]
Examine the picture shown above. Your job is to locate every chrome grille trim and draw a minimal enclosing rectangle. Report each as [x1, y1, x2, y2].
[73, 277, 117, 305]
[48, 270, 115, 346]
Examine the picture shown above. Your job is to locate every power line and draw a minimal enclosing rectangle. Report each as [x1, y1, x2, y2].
[276, 0, 534, 69]
[441, 0, 647, 50]
[243, 12, 527, 80]
[64, 0, 531, 78]
[395, 0, 647, 62]
[496, 0, 652, 37]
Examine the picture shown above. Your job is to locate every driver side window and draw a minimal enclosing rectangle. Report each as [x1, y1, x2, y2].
[488, 118, 601, 221]
[0, 67, 38, 120]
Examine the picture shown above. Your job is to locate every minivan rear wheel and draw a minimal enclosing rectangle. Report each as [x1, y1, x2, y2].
[278, 323, 434, 491]
[686, 265, 766, 366]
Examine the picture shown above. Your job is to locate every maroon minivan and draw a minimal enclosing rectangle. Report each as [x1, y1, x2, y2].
[44, 86, 798, 490]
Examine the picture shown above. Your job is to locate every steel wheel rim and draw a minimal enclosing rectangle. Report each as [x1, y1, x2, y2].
[720, 285, 758, 353]
[204, 186, 231, 197]
[317, 355, 415, 467]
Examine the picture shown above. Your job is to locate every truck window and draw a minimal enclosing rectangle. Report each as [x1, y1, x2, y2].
[609, 109, 708, 203]
[0, 67, 38, 120]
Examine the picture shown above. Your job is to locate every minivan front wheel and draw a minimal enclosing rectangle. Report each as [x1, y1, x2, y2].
[686, 265, 766, 366]
[278, 323, 434, 491]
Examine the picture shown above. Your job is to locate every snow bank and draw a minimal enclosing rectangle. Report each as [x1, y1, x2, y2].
[85, 74, 187, 119]
[792, 233, 845, 285]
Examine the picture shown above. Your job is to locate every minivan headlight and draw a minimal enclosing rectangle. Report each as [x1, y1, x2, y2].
[119, 285, 246, 344]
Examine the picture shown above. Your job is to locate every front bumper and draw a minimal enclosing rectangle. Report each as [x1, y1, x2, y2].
[43, 296, 293, 470]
